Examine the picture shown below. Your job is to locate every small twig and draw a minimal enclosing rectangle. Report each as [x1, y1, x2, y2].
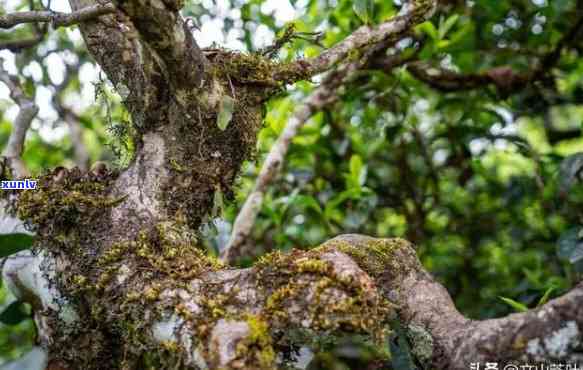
[260, 25, 323, 58]
[0, 61, 39, 178]
[0, 34, 44, 52]
[0, 3, 115, 30]
[0, 1, 48, 52]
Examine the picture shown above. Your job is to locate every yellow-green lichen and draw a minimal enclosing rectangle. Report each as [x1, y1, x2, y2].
[233, 314, 276, 369]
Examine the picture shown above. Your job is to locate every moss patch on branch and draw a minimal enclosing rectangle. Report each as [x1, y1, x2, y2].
[255, 247, 395, 347]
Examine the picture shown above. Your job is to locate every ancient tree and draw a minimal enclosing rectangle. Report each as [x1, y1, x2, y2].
[0, 0, 582, 369]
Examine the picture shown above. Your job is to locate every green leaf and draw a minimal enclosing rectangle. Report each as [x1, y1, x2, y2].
[537, 286, 556, 307]
[438, 14, 459, 39]
[348, 154, 367, 188]
[498, 296, 528, 312]
[353, 0, 374, 25]
[557, 227, 583, 264]
[212, 187, 225, 217]
[216, 95, 236, 131]
[292, 195, 323, 214]
[0, 233, 34, 257]
[559, 153, 583, 194]
[0, 301, 31, 326]
[416, 21, 438, 40]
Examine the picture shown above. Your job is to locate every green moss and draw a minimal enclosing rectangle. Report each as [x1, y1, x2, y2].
[256, 247, 393, 346]
[406, 323, 433, 364]
[235, 314, 276, 369]
[317, 237, 414, 278]
[16, 169, 118, 239]
[207, 49, 310, 89]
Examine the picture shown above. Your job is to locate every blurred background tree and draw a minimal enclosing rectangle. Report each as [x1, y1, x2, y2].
[0, 0, 582, 367]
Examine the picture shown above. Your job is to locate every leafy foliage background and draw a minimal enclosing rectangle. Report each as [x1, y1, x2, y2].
[1, 0, 583, 367]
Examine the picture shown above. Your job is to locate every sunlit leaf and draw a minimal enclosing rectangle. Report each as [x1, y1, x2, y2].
[353, 0, 374, 25]
[348, 154, 367, 188]
[499, 297, 528, 312]
[416, 21, 438, 40]
[537, 286, 556, 307]
[216, 95, 236, 131]
[439, 14, 459, 39]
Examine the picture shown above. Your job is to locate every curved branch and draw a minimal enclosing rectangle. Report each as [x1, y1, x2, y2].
[407, 61, 504, 91]
[3, 231, 582, 368]
[0, 62, 39, 178]
[0, 3, 115, 29]
[223, 5, 436, 263]
[320, 235, 583, 368]
[274, 0, 437, 83]
[222, 61, 362, 264]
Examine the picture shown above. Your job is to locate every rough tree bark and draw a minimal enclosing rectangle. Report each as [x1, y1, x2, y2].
[1, 0, 582, 369]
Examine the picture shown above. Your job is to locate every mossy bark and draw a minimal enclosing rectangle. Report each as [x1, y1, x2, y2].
[3, 0, 582, 369]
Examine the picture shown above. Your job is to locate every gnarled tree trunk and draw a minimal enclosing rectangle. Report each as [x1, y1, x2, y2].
[1, 0, 583, 369]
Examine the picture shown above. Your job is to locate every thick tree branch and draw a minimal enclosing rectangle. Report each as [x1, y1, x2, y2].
[3, 231, 582, 369]
[0, 62, 39, 178]
[321, 235, 583, 368]
[68, 0, 164, 127]
[0, 3, 115, 29]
